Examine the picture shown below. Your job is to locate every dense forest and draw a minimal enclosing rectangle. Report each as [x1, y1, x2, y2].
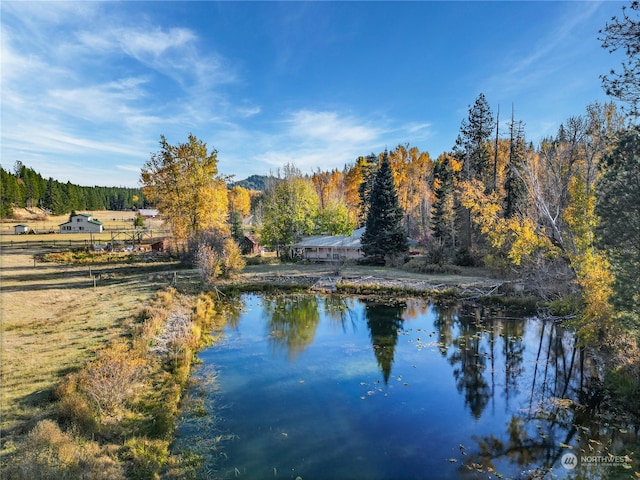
[0, 161, 145, 217]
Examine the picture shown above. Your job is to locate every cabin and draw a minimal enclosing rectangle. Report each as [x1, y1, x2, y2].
[14, 224, 29, 235]
[59, 213, 103, 233]
[292, 228, 365, 262]
[240, 235, 260, 255]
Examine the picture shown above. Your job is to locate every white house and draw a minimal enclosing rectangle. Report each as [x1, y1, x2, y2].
[14, 224, 29, 234]
[293, 228, 365, 262]
[59, 213, 104, 233]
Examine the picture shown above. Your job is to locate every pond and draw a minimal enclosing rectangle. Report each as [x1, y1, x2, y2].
[173, 294, 639, 479]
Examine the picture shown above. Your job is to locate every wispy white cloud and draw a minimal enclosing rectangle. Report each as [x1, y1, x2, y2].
[287, 110, 382, 145]
[244, 109, 393, 173]
[0, 1, 255, 186]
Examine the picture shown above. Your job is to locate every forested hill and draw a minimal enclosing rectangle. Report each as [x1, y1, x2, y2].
[229, 174, 268, 191]
[0, 163, 144, 218]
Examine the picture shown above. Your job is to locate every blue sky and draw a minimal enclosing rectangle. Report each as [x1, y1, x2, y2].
[1, 1, 627, 188]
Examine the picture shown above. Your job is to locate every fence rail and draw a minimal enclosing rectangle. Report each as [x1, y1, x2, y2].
[0, 230, 171, 249]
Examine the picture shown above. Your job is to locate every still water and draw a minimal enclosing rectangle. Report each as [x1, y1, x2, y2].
[174, 294, 638, 479]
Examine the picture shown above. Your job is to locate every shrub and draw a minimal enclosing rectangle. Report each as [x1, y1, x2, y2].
[244, 253, 280, 266]
[192, 230, 246, 282]
[78, 341, 148, 418]
[4, 420, 124, 480]
[402, 256, 461, 275]
[55, 375, 98, 435]
[121, 438, 169, 480]
[424, 238, 451, 266]
[454, 247, 479, 267]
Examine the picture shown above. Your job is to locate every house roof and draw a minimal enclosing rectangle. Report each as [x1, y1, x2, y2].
[14, 224, 29, 227]
[293, 228, 364, 249]
[243, 234, 258, 243]
[59, 213, 103, 226]
[139, 208, 160, 216]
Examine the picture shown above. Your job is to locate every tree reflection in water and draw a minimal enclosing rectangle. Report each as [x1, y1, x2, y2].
[456, 315, 632, 477]
[363, 301, 405, 384]
[262, 295, 321, 359]
[201, 295, 638, 477]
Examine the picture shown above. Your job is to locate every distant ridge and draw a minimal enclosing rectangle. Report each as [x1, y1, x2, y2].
[229, 174, 269, 191]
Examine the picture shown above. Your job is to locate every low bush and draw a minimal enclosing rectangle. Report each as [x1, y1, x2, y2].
[55, 376, 97, 435]
[121, 438, 169, 480]
[402, 257, 461, 275]
[454, 247, 480, 267]
[548, 295, 583, 317]
[193, 231, 246, 281]
[78, 341, 148, 419]
[244, 253, 280, 266]
[3, 420, 125, 480]
[423, 239, 450, 266]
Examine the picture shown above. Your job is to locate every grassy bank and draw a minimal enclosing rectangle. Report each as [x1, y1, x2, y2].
[1, 281, 232, 479]
[0, 246, 229, 478]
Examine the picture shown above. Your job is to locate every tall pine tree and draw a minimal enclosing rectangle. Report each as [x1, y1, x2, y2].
[454, 93, 495, 250]
[504, 109, 528, 218]
[432, 153, 458, 251]
[361, 152, 408, 265]
[596, 126, 640, 326]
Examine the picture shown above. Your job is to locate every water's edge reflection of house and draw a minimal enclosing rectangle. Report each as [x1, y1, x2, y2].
[292, 228, 364, 262]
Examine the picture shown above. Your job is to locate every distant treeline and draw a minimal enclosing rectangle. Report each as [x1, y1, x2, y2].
[0, 162, 145, 218]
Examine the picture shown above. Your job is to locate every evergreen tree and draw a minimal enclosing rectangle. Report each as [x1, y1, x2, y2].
[596, 126, 640, 326]
[504, 112, 528, 218]
[0, 166, 15, 218]
[455, 93, 495, 185]
[357, 154, 378, 226]
[230, 210, 244, 242]
[361, 152, 408, 264]
[432, 154, 457, 251]
[599, 1, 640, 117]
[43, 177, 65, 214]
[454, 93, 495, 250]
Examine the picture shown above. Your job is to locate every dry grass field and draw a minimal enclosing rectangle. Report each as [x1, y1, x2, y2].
[0, 244, 178, 441]
[0, 209, 165, 240]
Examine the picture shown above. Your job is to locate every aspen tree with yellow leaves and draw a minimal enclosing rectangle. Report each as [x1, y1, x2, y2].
[228, 185, 251, 217]
[140, 134, 229, 244]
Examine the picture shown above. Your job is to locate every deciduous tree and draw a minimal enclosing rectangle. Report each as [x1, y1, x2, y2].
[140, 134, 228, 243]
[228, 185, 251, 217]
[261, 164, 319, 256]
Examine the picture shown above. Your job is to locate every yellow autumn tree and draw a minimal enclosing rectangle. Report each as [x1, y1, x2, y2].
[388, 145, 435, 239]
[228, 185, 251, 216]
[140, 134, 229, 243]
[563, 176, 616, 345]
[460, 179, 556, 267]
